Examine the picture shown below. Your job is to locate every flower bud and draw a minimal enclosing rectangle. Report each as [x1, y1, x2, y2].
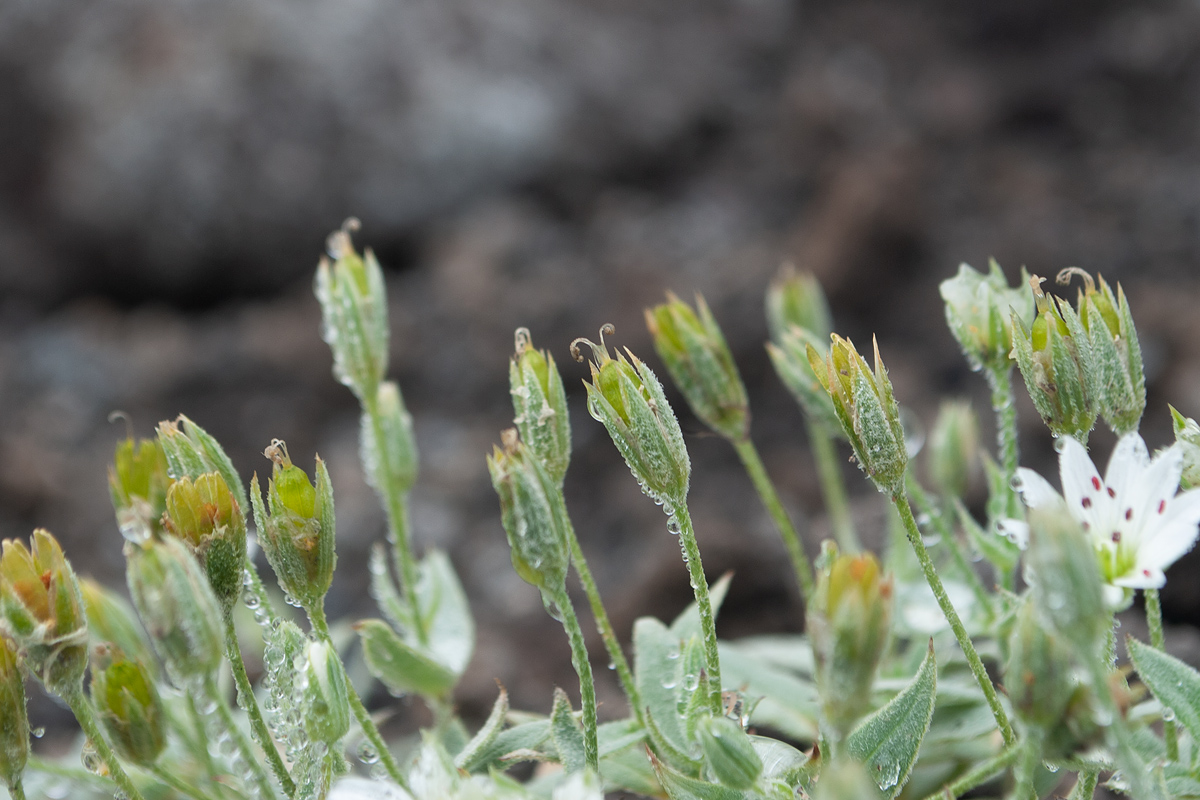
[939, 261, 1033, 373]
[510, 329, 571, 485]
[156, 415, 247, 511]
[1010, 275, 1098, 440]
[1005, 599, 1074, 732]
[80, 579, 157, 673]
[807, 550, 893, 736]
[127, 536, 224, 681]
[108, 437, 169, 541]
[90, 646, 166, 767]
[486, 431, 569, 595]
[250, 441, 337, 611]
[1057, 269, 1145, 435]
[0, 636, 29, 791]
[808, 335, 908, 494]
[314, 218, 389, 401]
[765, 265, 833, 345]
[0, 530, 89, 692]
[766, 327, 842, 435]
[1171, 405, 1200, 491]
[1024, 508, 1106, 652]
[927, 400, 979, 499]
[697, 715, 762, 790]
[645, 292, 750, 442]
[362, 381, 419, 497]
[301, 639, 352, 745]
[574, 326, 690, 506]
[163, 472, 248, 615]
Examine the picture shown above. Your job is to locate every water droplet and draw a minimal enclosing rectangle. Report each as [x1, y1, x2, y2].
[608, 661, 616, 670]
[683, 673, 699, 692]
[1045, 763, 1060, 773]
[666, 649, 680, 660]
[661, 677, 678, 689]
[916, 513, 931, 527]
[81, 742, 105, 775]
[357, 740, 380, 765]
[1163, 707, 1177, 722]
[666, 517, 681, 536]
[32, 726, 45, 738]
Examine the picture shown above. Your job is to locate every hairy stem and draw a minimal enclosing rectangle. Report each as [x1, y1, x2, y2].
[558, 492, 643, 725]
[892, 493, 1015, 746]
[204, 673, 280, 800]
[551, 587, 600, 772]
[1146, 589, 1179, 761]
[308, 604, 410, 791]
[674, 504, 723, 714]
[987, 368, 1020, 498]
[921, 745, 1018, 800]
[223, 613, 295, 796]
[807, 420, 859, 554]
[906, 475, 991, 614]
[733, 437, 814, 603]
[62, 686, 147, 800]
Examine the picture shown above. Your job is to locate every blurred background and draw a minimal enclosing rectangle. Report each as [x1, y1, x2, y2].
[5, 0, 1200, 764]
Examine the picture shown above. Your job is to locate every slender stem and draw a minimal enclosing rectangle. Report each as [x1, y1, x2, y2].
[151, 765, 223, 800]
[307, 604, 410, 791]
[1068, 770, 1099, 800]
[62, 686, 147, 800]
[7, 778, 26, 800]
[807, 420, 859, 553]
[891, 493, 1015, 746]
[551, 588, 600, 772]
[187, 694, 221, 782]
[223, 613, 295, 796]
[922, 745, 1019, 800]
[906, 475, 991, 614]
[1145, 589, 1179, 761]
[203, 673, 280, 800]
[673, 504, 723, 714]
[557, 492, 643, 725]
[986, 368, 1020, 502]
[733, 437, 814, 603]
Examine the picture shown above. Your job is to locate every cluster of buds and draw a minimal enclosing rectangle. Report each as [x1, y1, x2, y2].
[645, 292, 750, 443]
[939, 261, 1033, 375]
[573, 325, 690, 507]
[765, 268, 842, 435]
[251, 441, 338, 613]
[807, 335, 908, 494]
[0, 530, 89, 693]
[90, 646, 166, 767]
[510, 329, 572, 486]
[807, 548, 893, 737]
[163, 472, 247, 615]
[0, 636, 27, 793]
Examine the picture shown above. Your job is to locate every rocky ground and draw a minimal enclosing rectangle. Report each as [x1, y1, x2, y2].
[4, 0, 1200, 792]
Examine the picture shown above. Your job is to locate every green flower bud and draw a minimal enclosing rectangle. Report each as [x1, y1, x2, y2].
[1005, 599, 1074, 732]
[486, 431, 569, 595]
[765, 265, 833, 345]
[927, 400, 979, 499]
[127, 536, 224, 681]
[109, 437, 169, 541]
[767, 327, 842, 435]
[90, 647, 166, 767]
[362, 380, 419, 498]
[301, 639, 352, 745]
[80, 579, 157, 673]
[1057, 268, 1145, 435]
[645, 291, 750, 442]
[939, 260, 1033, 373]
[0, 530, 89, 693]
[808, 550, 893, 736]
[697, 715, 763, 790]
[1010, 275, 1098, 440]
[314, 218, 389, 401]
[0, 636, 28, 791]
[574, 325, 690, 506]
[1170, 405, 1200, 491]
[250, 441, 337, 612]
[156, 415, 247, 511]
[163, 472, 248, 615]
[808, 335, 908, 494]
[1024, 508, 1106, 653]
[510, 329, 571, 486]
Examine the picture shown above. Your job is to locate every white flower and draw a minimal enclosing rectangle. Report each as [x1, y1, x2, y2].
[1011, 433, 1200, 590]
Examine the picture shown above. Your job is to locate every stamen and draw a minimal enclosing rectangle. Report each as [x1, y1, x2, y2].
[1112, 532, 1121, 543]
[1091, 476, 1102, 491]
[514, 327, 532, 357]
[1082, 497, 1092, 508]
[107, 410, 135, 440]
[1125, 508, 1133, 521]
[263, 439, 291, 467]
[1056, 267, 1095, 294]
[1159, 499, 1167, 514]
[1107, 487, 1116, 498]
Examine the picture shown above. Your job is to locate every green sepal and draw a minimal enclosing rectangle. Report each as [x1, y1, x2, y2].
[80, 579, 157, 677]
[156, 414, 247, 510]
[1172, 405, 1200, 491]
[91, 652, 166, 767]
[510, 330, 572, 486]
[0, 636, 28, 789]
[766, 267, 833, 345]
[487, 438, 570, 596]
[355, 618, 457, 699]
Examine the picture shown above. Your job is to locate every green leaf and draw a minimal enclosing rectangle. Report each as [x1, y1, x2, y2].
[1128, 637, 1200, 753]
[454, 686, 509, 770]
[845, 643, 937, 799]
[635, 617, 688, 751]
[356, 618, 456, 698]
[671, 573, 733, 640]
[417, 548, 475, 676]
[601, 741, 662, 797]
[459, 719, 551, 772]
[552, 688, 587, 773]
[597, 718, 646, 757]
[718, 641, 819, 741]
[650, 752, 748, 800]
[369, 544, 412, 634]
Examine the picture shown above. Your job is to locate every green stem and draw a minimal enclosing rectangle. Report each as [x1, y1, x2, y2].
[203, 673, 280, 800]
[986, 368, 1020, 499]
[364, 396, 426, 647]
[62, 686, 147, 800]
[906, 475, 991, 615]
[921, 745, 1019, 800]
[1068, 770, 1099, 800]
[223, 613, 295, 796]
[1146, 589, 1179, 761]
[807, 420, 859, 553]
[151, 764, 223, 800]
[552, 587, 600, 772]
[673, 504, 723, 714]
[308, 604, 410, 791]
[6, 778, 26, 800]
[733, 437, 814, 603]
[891, 493, 1015, 746]
[558, 493, 643, 725]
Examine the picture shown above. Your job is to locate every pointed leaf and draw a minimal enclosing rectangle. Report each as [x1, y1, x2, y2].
[459, 719, 551, 772]
[845, 643, 937, 799]
[417, 548, 474, 676]
[356, 618, 456, 698]
[369, 544, 413, 635]
[650, 752, 748, 800]
[552, 687, 587, 773]
[1128, 637, 1200, 751]
[635, 616, 688, 751]
[454, 686, 509, 770]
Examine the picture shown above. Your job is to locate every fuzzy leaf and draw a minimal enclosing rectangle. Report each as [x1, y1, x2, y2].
[845, 643, 937, 799]
[459, 719, 551, 772]
[356, 618, 456, 698]
[635, 617, 688, 751]
[454, 686, 509, 770]
[650, 753, 747, 800]
[416, 549, 474, 676]
[551, 688, 587, 773]
[1128, 637, 1200, 750]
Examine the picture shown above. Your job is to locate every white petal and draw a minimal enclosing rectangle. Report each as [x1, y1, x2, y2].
[997, 519, 1030, 550]
[1139, 490, 1200, 571]
[1015, 468, 1063, 510]
[1132, 444, 1186, 531]
[1059, 437, 1104, 524]
[1104, 433, 1149, 506]
[1113, 566, 1166, 590]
